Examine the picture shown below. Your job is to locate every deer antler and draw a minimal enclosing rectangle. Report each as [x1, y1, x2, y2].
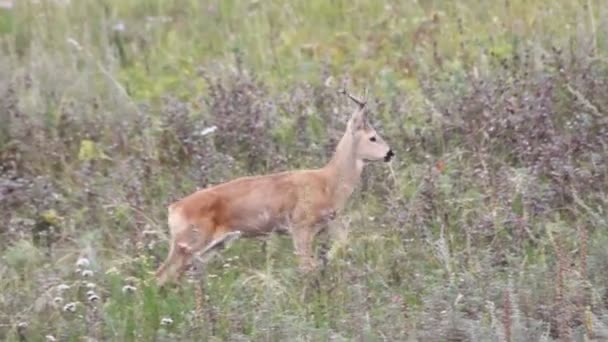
[339, 88, 367, 109]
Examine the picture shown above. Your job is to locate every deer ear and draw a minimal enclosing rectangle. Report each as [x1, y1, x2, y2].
[349, 108, 367, 131]
[341, 88, 368, 131]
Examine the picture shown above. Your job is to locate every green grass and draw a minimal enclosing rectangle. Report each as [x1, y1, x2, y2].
[1, 0, 608, 340]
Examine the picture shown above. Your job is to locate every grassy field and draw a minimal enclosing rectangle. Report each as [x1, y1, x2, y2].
[1, 0, 608, 340]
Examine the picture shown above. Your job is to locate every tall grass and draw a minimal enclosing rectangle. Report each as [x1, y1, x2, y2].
[1, 0, 608, 340]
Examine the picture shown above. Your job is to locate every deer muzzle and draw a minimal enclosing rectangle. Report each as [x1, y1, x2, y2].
[384, 149, 394, 162]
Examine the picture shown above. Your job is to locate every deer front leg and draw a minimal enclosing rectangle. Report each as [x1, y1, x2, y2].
[291, 226, 317, 273]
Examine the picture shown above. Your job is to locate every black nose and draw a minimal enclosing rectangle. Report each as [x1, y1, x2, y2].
[384, 149, 394, 162]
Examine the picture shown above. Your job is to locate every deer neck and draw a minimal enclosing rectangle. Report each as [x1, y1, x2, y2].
[323, 131, 364, 210]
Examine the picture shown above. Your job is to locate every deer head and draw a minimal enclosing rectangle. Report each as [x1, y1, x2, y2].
[341, 89, 394, 163]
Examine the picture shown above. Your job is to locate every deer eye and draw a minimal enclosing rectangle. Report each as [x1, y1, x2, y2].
[369, 137, 377, 142]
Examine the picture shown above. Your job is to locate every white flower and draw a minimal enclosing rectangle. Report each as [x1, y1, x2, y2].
[200, 126, 217, 136]
[53, 297, 63, 304]
[86, 290, 100, 302]
[45, 335, 57, 342]
[63, 302, 77, 312]
[17, 321, 27, 328]
[87, 293, 99, 303]
[160, 317, 173, 326]
[76, 257, 90, 268]
[57, 284, 70, 292]
[113, 21, 125, 32]
[122, 285, 137, 293]
[85, 282, 96, 289]
[81, 270, 94, 277]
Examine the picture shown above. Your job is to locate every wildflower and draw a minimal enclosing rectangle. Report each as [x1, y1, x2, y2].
[160, 317, 173, 326]
[76, 257, 90, 268]
[81, 270, 93, 277]
[85, 282, 96, 289]
[122, 285, 137, 294]
[112, 21, 125, 32]
[200, 126, 217, 136]
[87, 291, 99, 302]
[57, 284, 70, 292]
[63, 302, 77, 312]
[45, 335, 57, 342]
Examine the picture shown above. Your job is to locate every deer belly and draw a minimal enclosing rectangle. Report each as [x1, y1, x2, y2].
[230, 211, 292, 237]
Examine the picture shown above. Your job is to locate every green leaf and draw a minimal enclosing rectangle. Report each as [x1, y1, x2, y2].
[78, 139, 111, 161]
[0, 8, 13, 34]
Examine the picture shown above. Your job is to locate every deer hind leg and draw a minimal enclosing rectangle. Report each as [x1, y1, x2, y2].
[173, 227, 241, 281]
[156, 222, 242, 286]
[198, 229, 242, 260]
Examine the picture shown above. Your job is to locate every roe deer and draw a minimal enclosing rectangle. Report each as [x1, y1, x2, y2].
[155, 89, 394, 286]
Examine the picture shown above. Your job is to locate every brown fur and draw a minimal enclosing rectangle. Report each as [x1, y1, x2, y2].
[156, 91, 393, 286]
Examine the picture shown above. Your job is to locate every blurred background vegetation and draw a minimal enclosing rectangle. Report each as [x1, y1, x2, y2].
[1, 0, 608, 340]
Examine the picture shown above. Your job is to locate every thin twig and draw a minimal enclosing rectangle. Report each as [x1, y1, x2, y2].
[566, 83, 602, 117]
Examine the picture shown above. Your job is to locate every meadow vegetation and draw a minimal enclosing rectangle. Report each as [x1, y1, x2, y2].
[1, 0, 608, 340]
